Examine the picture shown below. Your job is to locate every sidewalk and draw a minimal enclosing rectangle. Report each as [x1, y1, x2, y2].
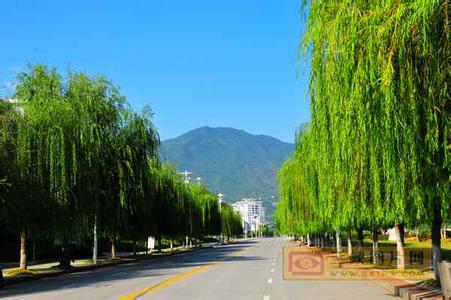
[1, 242, 218, 287]
[291, 243, 444, 299]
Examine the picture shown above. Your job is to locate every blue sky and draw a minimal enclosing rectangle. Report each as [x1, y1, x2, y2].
[0, 0, 310, 143]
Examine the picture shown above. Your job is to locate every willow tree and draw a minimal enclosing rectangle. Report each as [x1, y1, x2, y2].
[3, 64, 229, 268]
[220, 203, 243, 238]
[12, 65, 161, 267]
[186, 185, 221, 237]
[0, 100, 14, 225]
[0, 100, 17, 272]
[148, 164, 185, 248]
[62, 71, 126, 264]
[144, 165, 222, 248]
[109, 107, 160, 256]
[276, 127, 320, 238]
[5, 66, 76, 270]
[301, 0, 449, 278]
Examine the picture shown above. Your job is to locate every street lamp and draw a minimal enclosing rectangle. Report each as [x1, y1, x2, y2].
[217, 193, 224, 211]
[218, 193, 224, 244]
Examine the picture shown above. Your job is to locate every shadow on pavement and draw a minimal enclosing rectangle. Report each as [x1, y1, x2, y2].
[0, 239, 265, 298]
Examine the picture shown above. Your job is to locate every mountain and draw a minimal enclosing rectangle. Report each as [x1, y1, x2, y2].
[159, 126, 294, 220]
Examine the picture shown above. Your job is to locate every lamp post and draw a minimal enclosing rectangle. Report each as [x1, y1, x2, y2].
[218, 193, 224, 211]
[218, 193, 224, 244]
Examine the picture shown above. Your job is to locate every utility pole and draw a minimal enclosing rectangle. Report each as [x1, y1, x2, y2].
[218, 193, 224, 210]
[179, 170, 192, 184]
[218, 193, 224, 244]
[93, 214, 98, 264]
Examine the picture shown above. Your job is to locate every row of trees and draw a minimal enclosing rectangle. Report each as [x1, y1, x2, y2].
[276, 0, 449, 280]
[0, 65, 242, 273]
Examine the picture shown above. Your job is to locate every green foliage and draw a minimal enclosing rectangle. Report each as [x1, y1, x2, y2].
[1, 65, 240, 259]
[277, 0, 449, 235]
[220, 203, 243, 237]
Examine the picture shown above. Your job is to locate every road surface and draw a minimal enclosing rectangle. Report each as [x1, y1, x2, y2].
[0, 238, 397, 300]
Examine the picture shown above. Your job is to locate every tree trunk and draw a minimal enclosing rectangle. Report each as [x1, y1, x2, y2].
[347, 230, 353, 256]
[431, 198, 442, 281]
[111, 239, 117, 259]
[185, 236, 189, 248]
[307, 233, 311, 246]
[170, 239, 174, 252]
[336, 229, 342, 257]
[372, 230, 379, 264]
[357, 227, 364, 249]
[59, 239, 71, 270]
[395, 223, 405, 269]
[356, 227, 364, 262]
[157, 236, 162, 252]
[32, 238, 36, 261]
[92, 215, 98, 264]
[19, 230, 27, 269]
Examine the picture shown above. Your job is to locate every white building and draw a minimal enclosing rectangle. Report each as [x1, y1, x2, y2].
[232, 198, 265, 235]
[1, 98, 23, 116]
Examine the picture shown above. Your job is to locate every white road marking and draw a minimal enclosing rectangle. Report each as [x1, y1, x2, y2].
[263, 296, 270, 300]
[267, 278, 273, 284]
[270, 268, 274, 273]
[272, 258, 276, 261]
[272, 262, 275, 266]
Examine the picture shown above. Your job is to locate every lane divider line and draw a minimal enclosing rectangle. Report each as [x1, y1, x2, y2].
[117, 264, 215, 300]
[117, 246, 251, 300]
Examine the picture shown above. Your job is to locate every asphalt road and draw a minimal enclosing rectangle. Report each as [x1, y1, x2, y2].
[0, 238, 398, 300]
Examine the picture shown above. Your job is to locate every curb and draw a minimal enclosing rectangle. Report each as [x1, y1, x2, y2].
[366, 269, 444, 299]
[1, 245, 214, 288]
[393, 282, 443, 300]
[295, 245, 445, 299]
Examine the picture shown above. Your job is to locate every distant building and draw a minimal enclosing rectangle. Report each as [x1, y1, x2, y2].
[2, 98, 18, 103]
[232, 198, 265, 235]
[1, 98, 23, 116]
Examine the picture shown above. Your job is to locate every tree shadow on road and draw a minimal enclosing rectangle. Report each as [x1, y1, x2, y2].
[0, 240, 267, 298]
